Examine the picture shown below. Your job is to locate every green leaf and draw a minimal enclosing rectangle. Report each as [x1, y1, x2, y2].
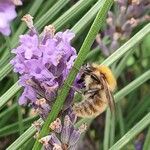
[0, 103, 17, 128]
[54, 0, 97, 31]
[0, 82, 21, 110]
[102, 23, 150, 66]
[126, 95, 150, 128]
[35, 0, 56, 19]
[35, 0, 70, 29]
[0, 116, 38, 137]
[71, 0, 104, 37]
[117, 104, 125, 137]
[143, 127, 150, 150]
[103, 109, 111, 150]
[114, 70, 150, 103]
[109, 112, 150, 150]
[7, 118, 43, 150]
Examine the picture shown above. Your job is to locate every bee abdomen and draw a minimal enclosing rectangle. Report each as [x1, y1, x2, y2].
[73, 98, 107, 118]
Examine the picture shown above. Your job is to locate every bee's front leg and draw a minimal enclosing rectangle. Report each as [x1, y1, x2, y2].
[65, 82, 86, 95]
[84, 88, 99, 94]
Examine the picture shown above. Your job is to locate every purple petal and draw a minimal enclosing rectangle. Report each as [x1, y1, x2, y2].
[61, 116, 71, 144]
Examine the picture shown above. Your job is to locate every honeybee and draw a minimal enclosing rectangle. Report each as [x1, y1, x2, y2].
[73, 64, 117, 118]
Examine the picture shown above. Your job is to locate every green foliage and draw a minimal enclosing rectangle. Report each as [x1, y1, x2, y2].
[0, 0, 150, 150]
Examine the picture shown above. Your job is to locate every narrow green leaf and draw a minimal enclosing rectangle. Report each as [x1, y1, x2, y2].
[114, 50, 134, 78]
[102, 23, 150, 66]
[6, 118, 43, 150]
[117, 104, 125, 137]
[35, 0, 56, 20]
[109, 112, 150, 150]
[85, 46, 100, 62]
[54, 0, 96, 31]
[0, 49, 10, 68]
[0, 103, 17, 128]
[114, 70, 150, 103]
[0, 116, 38, 137]
[71, 0, 102, 35]
[127, 95, 150, 128]
[143, 127, 150, 150]
[0, 103, 17, 119]
[103, 109, 111, 150]
[0, 82, 21, 110]
[110, 114, 116, 147]
[0, 63, 13, 81]
[35, 0, 70, 29]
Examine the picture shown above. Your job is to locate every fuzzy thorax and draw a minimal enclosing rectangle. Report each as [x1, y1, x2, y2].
[92, 64, 117, 91]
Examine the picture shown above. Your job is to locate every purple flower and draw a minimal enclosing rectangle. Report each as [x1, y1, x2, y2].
[0, 0, 22, 36]
[11, 14, 77, 119]
[97, 0, 150, 56]
[39, 115, 87, 150]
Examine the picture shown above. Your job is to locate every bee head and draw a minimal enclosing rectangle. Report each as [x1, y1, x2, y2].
[79, 64, 104, 90]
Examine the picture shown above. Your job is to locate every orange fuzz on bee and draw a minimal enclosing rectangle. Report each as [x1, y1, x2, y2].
[73, 64, 117, 118]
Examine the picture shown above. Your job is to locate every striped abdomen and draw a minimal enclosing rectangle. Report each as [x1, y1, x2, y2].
[73, 94, 107, 118]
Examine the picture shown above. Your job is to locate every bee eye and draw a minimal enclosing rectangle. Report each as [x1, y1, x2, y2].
[91, 74, 100, 82]
[85, 67, 92, 73]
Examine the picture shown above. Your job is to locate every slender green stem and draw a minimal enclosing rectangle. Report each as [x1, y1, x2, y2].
[33, 1, 113, 149]
[4, 36, 12, 49]
[103, 109, 111, 150]
[35, 0, 70, 29]
[0, 82, 21, 110]
[102, 23, 150, 66]
[110, 114, 116, 147]
[127, 95, 150, 128]
[54, 0, 96, 31]
[0, 103, 17, 128]
[117, 104, 125, 137]
[85, 46, 100, 62]
[114, 50, 134, 78]
[6, 118, 43, 150]
[143, 127, 150, 150]
[0, 63, 13, 81]
[0, 116, 38, 137]
[35, 0, 56, 20]
[71, 0, 102, 36]
[0, 103, 17, 119]
[109, 112, 150, 150]
[114, 70, 150, 103]
[13, 74, 24, 135]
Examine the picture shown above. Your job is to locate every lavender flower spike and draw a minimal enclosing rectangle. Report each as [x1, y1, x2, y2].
[39, 115, 87, 150]
[97, 0, 150, 56]
[0, 0, 22, 36]
[11, 14, 77, 119]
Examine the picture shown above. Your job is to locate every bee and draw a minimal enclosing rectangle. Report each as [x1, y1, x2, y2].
[73, 64, 117, 118]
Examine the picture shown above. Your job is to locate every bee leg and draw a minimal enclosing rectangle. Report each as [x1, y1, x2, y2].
[84, 88, 99, 94]
[65, 82, 84, 95]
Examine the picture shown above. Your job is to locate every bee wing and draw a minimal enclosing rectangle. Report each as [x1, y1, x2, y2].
[103, 79, 116, 114]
